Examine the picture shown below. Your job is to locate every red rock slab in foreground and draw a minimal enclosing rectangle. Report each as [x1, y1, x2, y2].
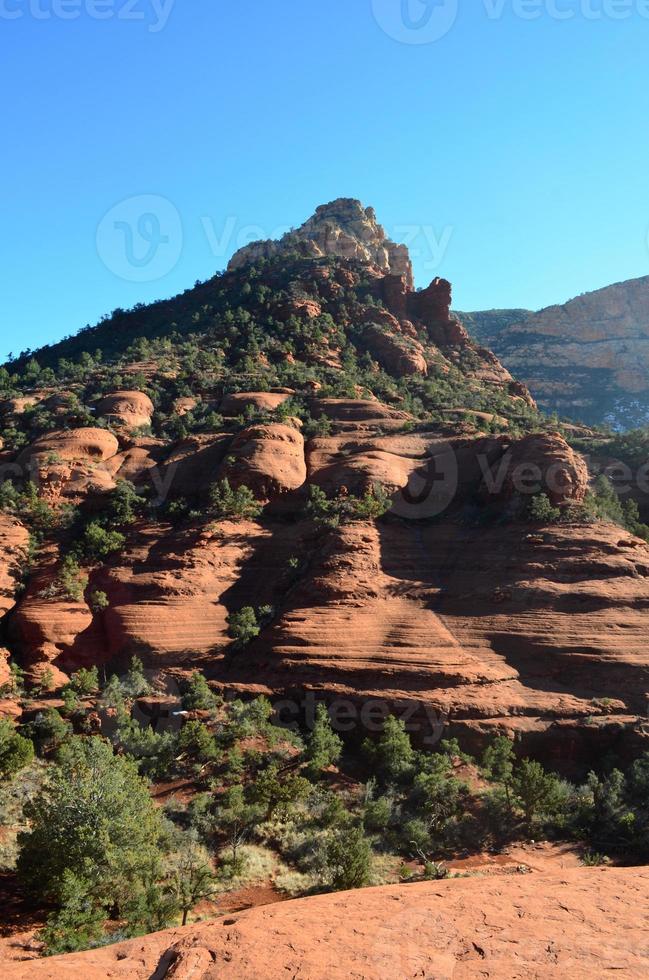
[5, 867, 648, 979]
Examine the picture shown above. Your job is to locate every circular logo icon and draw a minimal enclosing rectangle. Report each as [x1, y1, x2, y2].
[391, 447, 458, 519]
[372, 0, 459, 44]
[96, 194, 183, 282]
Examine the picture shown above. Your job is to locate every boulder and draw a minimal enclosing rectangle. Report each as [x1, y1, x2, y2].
[18, 427, 119, 466]
[483, 432, 589, 509]
[96, 390, 154, 430]
[220, 391, 292, 416]
[222, 423, 306, 499]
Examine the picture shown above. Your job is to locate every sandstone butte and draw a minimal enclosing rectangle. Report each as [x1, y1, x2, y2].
[1, 200, 649, 759]
[2, 199, 649, 976]
[3, 868, 648, 979]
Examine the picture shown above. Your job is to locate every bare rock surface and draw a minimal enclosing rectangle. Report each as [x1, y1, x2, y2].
[462, 276, 649, 426]
[5, 868, 648, 979]
[228, 197, 413, 285]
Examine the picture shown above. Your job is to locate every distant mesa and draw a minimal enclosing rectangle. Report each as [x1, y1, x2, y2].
[460, 275, 649, 428]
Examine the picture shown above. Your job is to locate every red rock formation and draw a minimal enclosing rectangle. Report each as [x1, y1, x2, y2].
[483, 432, 589, 509]
[9, 868, 648, 979]
[0, 514, 29, 620]
[15, 428, 120, 504]
[362, 320, 428, 377]
[94, 521, 308, 666]
[18, 427, 119, 466]
[222, 423, 306, 499]
[307, 398, 412, 424]
[220, 391, 292, 416]
[96, 390, 154, 430]
[380, 273, 409, 318]
[223, 516, 649, 764]
[171, 396, 198, 416]
[408, 277, 470, 347]
[228, 198, 414, 287]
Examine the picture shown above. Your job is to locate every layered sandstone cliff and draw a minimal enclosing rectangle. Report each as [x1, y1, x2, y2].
[461, 276, 649, 427]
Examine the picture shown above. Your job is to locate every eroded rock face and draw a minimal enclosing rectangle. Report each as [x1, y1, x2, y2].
[94, 521, 308, 666]
[9, 559, 96, 687]
[16, 428, 120, 504]
[462, 276, 649, 426]
[0, 514, 29, 620]
[18, 427, 119, 466]
[220, 391, 292, 416]
[361, 317, 428, 377]
[308, 398, 412, 424]
[483, 432, 589, 509]
[7, 417, 649, 763]
[10, 868, 648, 980]
[97, 390, 154, 430]
[222, 423, 307, 499]
[228, 198, 413, 285]
[222, 517, 649, 764]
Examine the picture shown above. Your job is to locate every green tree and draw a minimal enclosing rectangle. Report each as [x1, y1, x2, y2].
[90, 590, 110, 613]
[482, 737, 516, 815]
[227, 606, 260, 647]
[76, 522, 126, 562]
[512, 759, 564, 830]
[322, 826, 373, 891]
[123, 656, 151, 697]
[26, 708, 72, 757]
[57, 556, 88, 602]
[209, 479, 262, 520]
[249, 762, 312, 819]
[68, 666, 99, 697]
[18, 737, 166, 919]
[305, 704, 342, 778]
[181, 671, 218, 712]
[215, 785, 264, 869]
[527, 493, 561, 523]
[364, 717, 415, 783]
[106, 480, 146, 526]
[305, 485, 340, 528]
[164, 837, 218, 926]
[351, 484, 391, 520]
[178, 721, 220, 773]
[101, 673, 126, 708]
[0, 719, 34, 780]
[37, 872, 107, 955]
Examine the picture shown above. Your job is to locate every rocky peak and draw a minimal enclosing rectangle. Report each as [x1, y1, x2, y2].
[228, 197, 413, 286]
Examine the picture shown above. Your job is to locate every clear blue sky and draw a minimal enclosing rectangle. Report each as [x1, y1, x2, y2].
[2, 1, 649, 361]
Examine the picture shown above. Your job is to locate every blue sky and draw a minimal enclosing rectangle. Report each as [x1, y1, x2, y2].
[2, 1, 649, 361]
